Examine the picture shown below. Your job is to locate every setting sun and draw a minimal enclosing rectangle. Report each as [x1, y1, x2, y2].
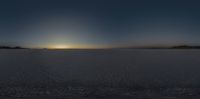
[50, 45, 70, 49]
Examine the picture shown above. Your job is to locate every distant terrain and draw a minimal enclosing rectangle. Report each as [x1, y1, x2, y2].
[1, 45, 200, 50]
[0, 46, 27, 49]
[146, 45, 200, 49]
[171, 45, 200, 49]
[118, 45, 200, 49]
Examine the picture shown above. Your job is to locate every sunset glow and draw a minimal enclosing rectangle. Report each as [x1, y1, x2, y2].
[1, 0, 200, 48]
[49, 45, 71, 49]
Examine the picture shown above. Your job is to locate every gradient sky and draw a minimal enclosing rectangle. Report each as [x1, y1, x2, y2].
[1, 0, 200, 48]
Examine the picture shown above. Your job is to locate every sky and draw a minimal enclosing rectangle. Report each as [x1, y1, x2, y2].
[1, 0, 200, 48]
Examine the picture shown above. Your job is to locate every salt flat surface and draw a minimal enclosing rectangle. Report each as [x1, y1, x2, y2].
[0, 49, 200, 86]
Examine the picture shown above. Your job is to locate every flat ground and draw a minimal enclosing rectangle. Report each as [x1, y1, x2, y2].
[1, 49, 200, 98]
[2, 96, 200, 99]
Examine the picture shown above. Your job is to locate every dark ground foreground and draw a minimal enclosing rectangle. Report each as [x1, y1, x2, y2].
[1, 49, 200, 99]
[2, 96, 200, 99]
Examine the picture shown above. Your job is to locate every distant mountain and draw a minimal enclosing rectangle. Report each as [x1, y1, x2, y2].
[139, 45, 200, 49]
[171, 45, 200, 49]
[0, 46, 27, 49]
[117, 45, 200, 49]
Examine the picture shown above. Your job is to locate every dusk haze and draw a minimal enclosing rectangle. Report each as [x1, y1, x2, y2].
[1, 0, 200, 49]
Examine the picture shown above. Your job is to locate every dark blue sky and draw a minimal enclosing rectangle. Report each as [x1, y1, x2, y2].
[1, 0, 200, 48]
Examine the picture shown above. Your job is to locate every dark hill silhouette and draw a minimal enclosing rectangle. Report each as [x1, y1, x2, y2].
[171, 45, 200, 49]
[0, 46, 27, 49]
[139, 45, 200, 49]
[1, 45, 200, 49]
[117, 45, 200, 49]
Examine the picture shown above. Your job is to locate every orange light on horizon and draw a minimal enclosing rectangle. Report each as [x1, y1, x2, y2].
[48, 45, 71, 49]
[43, 44, 112, 49]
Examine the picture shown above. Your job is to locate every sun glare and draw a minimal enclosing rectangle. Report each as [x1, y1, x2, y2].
[50, 45, 70, 49]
